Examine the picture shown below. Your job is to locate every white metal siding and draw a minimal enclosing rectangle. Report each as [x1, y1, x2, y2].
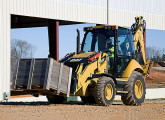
[8, 0, 165, 29]
[109, 0, 165, 16]
[10, 0, 107, 24]
[108, 0, 165, 30]
[0, 0, 10, 100]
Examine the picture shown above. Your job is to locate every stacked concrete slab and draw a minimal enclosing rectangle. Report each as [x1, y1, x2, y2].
[11, 58, 72, 97]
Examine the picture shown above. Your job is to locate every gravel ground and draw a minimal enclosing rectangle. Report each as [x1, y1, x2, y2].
[0, 102, 165, 120]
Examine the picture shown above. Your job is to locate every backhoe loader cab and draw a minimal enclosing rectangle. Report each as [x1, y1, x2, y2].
[81, 26, 135, 77]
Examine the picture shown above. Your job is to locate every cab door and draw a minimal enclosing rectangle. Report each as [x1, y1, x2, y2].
[114, 28, 134, 77]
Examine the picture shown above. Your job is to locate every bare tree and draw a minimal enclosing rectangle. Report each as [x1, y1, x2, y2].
[11, 39, 36, 59]
[11, 39, 37, 79]
[146, 46, 165, 62]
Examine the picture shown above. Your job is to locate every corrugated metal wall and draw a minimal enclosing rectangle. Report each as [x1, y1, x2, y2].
[0, 0, 10, 101]
[10, 0, 107, 24]
[9, 0, 165, 30]
[108, 0, 165, 30]
[0, 0, 165, 101]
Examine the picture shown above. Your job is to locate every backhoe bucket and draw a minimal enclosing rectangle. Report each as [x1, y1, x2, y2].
[143, 60, 153, 77]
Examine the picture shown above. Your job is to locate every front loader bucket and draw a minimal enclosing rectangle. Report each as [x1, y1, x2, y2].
[11, 58, 72, 97]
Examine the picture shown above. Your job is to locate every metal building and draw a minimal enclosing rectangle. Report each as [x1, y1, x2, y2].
[0, 0, 165, 101]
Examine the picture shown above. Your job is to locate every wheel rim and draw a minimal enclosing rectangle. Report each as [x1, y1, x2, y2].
[105, 84, 113, 100]
[134, 80, 143, 99]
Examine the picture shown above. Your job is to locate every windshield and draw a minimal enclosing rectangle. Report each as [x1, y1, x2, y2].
[82, 29, 114, 52]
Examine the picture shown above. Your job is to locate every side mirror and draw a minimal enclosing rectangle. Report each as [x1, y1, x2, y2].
[76, 29, 80, 54]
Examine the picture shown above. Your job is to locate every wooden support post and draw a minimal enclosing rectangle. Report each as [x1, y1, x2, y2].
[48, 20, 59, 61]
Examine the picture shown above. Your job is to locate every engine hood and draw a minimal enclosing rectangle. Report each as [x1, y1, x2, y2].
[71, 51, 97, 59]
[64, 51, 100, 71]
[64, 51, 97, 66]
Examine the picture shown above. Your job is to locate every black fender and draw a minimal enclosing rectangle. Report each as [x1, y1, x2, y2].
[91, 73, 117, 85]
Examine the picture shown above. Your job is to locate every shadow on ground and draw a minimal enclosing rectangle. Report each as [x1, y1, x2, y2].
[0, 101, 123, 106]
[0, 101, 85, 106]
[0, 102, 50, 106]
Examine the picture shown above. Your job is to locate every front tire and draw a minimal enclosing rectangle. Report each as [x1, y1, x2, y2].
[121, 71, 146, 106]
[94, 77, 116, 106]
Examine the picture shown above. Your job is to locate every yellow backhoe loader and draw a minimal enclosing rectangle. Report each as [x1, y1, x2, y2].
[12, 16, 152, 106]
[58, 16, 152, 106]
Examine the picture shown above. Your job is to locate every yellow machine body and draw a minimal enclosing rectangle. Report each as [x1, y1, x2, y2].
[69, 52, 108, 96]
[67, 17, 152, 97]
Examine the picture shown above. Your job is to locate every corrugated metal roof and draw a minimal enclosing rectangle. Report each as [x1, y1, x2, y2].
[8, 0, 165, 30]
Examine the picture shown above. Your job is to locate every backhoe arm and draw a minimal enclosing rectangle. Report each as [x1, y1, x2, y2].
[131, 16, 146, 64]
[131, 16, 152, 76]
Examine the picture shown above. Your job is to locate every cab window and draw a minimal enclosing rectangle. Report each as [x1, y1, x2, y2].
[118, 28, 132, 56]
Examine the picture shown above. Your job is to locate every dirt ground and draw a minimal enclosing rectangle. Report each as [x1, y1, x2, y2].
[5, 64, 164, 120]
[146, 71, 165, 84]
[0, 102, 165, 120]
[146, 66, 165, 88]
[147, 63, 165, 85]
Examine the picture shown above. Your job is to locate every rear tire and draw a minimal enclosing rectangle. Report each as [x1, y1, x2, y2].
[121, 71, 146, 106]
[94, 77, 116, 106]
[47, 95, 66, 104]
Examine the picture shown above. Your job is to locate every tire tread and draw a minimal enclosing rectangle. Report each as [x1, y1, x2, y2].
[121, 71, 146, 106]
[94, 77, 116, 106]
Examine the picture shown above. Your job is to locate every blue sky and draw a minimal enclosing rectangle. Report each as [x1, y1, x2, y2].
[11, 24, 165, 59]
